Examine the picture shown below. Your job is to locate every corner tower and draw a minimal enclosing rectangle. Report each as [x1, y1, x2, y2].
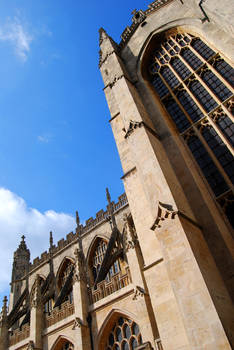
[99, 1, 234, 349]
[9, 236, 30, 311]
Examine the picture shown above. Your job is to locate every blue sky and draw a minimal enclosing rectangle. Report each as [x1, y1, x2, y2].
[0, 0, 149, 306]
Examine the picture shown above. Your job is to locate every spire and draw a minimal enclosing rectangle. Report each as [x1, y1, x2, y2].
[18, 235, 27, 250]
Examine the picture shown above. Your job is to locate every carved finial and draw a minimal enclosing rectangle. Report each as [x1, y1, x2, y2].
[18, 234, 28, 251]
[131, 9, 137, 15]
[21, 235, 25, 241]
[76, 211, 80, 226]
[49, 231, 53, 248]
[106, 187, 111, 205]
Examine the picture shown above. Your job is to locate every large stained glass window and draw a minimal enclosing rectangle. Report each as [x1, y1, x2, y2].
[149, 31, 234, 227]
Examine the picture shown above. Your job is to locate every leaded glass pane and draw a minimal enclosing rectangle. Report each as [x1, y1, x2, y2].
[163, 96, 191, 132]
[123, 324, 131, 339]
[200, 69, 232, 101]
[181, 48, 203, 70]
[200, 124, 234, 183]
[213, 58, 234, 87]
[188, 79, 217, 112]
[152, 74, 169, 98]
[122, 341, 129, 350]
[116, 327, 122, 342]
[160, 66, 180, 89]
[130, 337, 138, 349]
[132, 323, 139, 336]
[176, 89, 203, 122]
[191, 38, 215, 60]
[186, 134, 229, 196]
[171, 57, 191, 80]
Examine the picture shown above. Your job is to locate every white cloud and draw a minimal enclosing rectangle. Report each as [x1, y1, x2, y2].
[38, 135, 50, 143]
[0, 17, 33, 61]
[0, 187, 76, 293]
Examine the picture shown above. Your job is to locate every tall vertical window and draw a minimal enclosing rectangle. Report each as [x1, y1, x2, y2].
[148, 31, 234, 227]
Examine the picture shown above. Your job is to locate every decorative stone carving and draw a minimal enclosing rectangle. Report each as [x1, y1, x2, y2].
[72, 317, 87, 329]
[132, 286, 147, 301]
[123, 214, 138, 253]
[131, 9, 146, 24]
[109, 74, 124, 89]
[30, 275, 42, 308]
[124, 120, 144, 139]
[73, 248, 87, 284]
[151, 201, 178, 230]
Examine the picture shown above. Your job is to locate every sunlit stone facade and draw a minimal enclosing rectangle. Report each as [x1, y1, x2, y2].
[0, 1, 233, 349]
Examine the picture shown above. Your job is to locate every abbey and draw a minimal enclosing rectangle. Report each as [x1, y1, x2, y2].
[0, 1, 233, 349]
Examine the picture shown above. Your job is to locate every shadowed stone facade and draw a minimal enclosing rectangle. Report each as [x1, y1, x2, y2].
[0, 1, 233, 349]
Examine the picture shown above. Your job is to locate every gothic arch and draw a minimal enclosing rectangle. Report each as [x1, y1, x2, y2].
[55, 256, 75, 288]
[86, 234, 109, 264]
[97, 308, 141, 350]
[50, 335, 74, 350]
[136, 19, 233, 79]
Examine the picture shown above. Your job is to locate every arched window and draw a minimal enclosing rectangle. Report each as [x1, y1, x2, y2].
[90, 238, 121, 285]
[54, 258, 74, 307]
[104, 316, 142, 350]
[147, 31, 234, 227]
[60, 342, 74, 350]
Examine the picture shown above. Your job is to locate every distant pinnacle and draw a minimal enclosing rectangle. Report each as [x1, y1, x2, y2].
[106, 187, 111, 205]
[76, 211, 80, 226]
[49, 231, 53, 248]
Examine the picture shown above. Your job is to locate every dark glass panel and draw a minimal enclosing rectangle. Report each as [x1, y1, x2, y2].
[114, 345, 120, 350]
[200, 125, 234, 183]
[116, 327, 122, 342]
[123, 325, 131, 339]
[213, 59, 234, 87]
[201, 69, 232, 101]
[109, 333, 114, 346]
[191, 38, 215, 60]
[181, 48, 203, 70]
[152, 74, 169, 98]
[160, 66, 180, 89]
[177, 89, 203, 122]
[186, 134, 229, 196]
[188, 79, 218, 112]
[122, 341, 129, 350]
[171, 57, 191, 80]
[132, 323, 139, 336]
[130, 337, 138, 349]
[214, 114, 234, 147]
[118, 317, 124, 326]
[163, 96, 191, 132]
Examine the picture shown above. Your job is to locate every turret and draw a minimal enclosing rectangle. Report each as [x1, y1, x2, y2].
[9, 235, 30, 311]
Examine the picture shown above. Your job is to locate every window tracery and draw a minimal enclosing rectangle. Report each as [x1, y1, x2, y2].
[91, 239, 121, 284]
[148, 31, 234, 227]
[105, 317, 142, 350]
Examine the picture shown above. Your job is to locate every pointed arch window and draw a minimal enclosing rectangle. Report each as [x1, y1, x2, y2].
[91, 239, 121, 284]
[148, 31, 234, 227]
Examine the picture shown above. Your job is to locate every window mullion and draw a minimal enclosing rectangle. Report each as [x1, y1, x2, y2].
[193, 124, 233, 188]
[157, 71, 194, 125]
[206, 115, 234, 155]
[221, 103, 234, 123]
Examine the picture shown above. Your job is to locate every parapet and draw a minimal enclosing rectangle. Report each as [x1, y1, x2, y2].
[29, 193, 128, 271]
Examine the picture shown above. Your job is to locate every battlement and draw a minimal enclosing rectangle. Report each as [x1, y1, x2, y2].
[29, 193, 128, 271]
[118, 0, 175, 49]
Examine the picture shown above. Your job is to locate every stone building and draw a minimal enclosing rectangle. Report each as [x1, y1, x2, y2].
[0, 0, 234, 349]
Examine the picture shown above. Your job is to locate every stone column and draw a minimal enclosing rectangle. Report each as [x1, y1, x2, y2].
[72, 247, 91, 349]
[0, 297, 9, 350]
[29, 275, 43, 349]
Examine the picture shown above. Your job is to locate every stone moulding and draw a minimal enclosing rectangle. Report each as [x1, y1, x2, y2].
[151, 201, 178, 230]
